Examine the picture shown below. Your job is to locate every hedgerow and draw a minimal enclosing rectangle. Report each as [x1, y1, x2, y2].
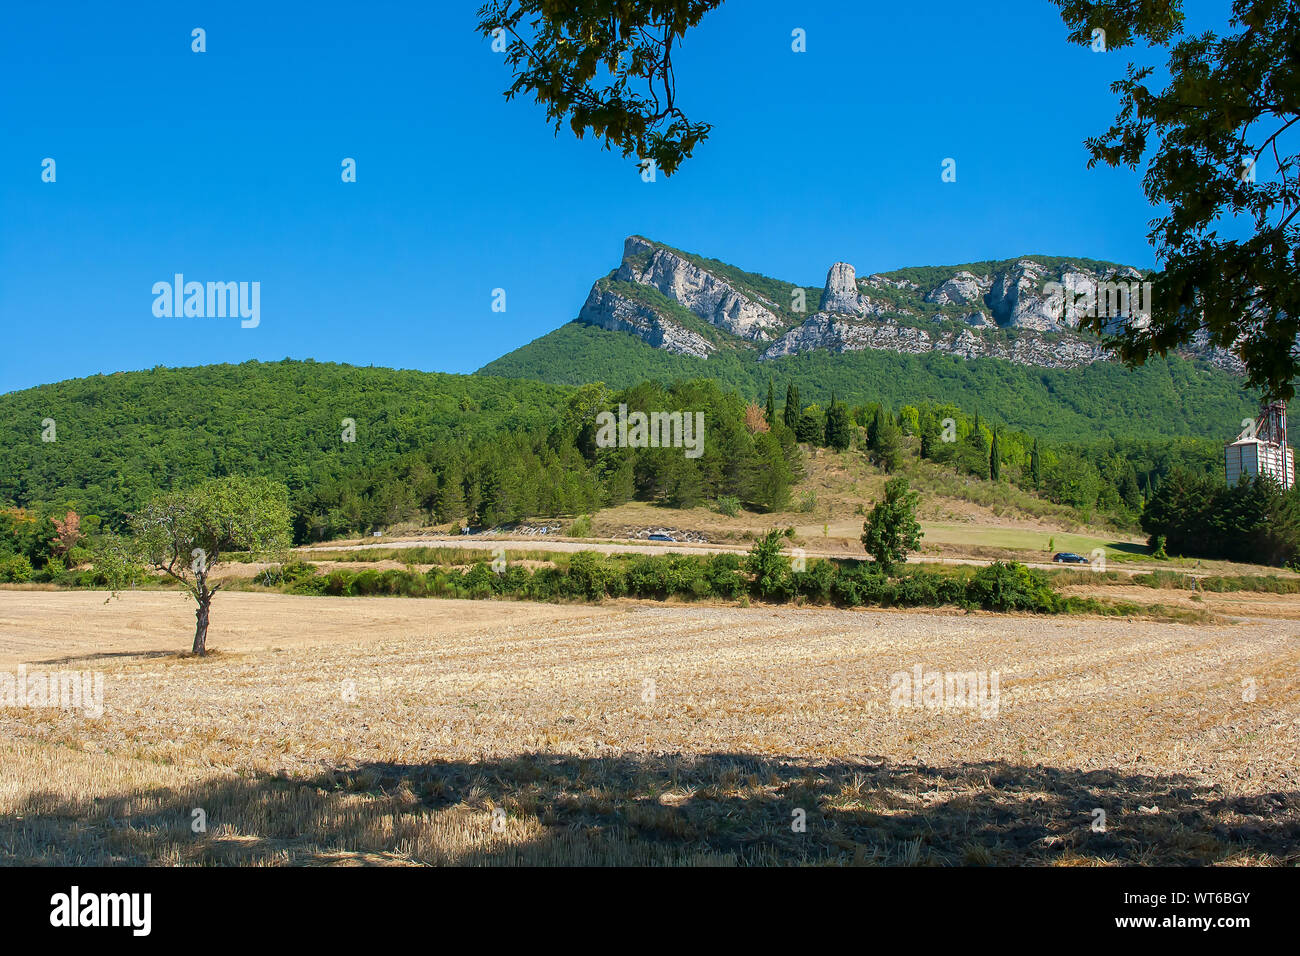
[275, 551, 1065, 614]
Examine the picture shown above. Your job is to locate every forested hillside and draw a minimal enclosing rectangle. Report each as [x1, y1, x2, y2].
[479, 321, 1269, 442]
[0, 363, 800, 542]
[1, 358, 1288, 565]
[0, 360, 576, 530]
[296, 379, 800, 541]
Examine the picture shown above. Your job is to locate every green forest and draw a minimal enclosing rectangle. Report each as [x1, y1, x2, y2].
[479, 321, 1270, 442]
[2, 356, 1294, 570]
[0, 360, 576, 530]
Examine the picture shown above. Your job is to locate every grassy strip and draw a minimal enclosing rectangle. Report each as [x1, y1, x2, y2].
[1047, 566, 1300, 594]
[293, 546, 562, 566]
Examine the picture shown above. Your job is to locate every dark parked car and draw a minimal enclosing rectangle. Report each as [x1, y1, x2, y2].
[648, 534, 675, 542]
[1053, 552, 1089, 564]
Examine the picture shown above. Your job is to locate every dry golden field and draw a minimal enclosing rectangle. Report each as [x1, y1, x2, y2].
[1, 589, 1298, 866]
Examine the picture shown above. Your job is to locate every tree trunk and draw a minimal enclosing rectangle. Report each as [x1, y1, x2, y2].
[193, 598, 210, 656]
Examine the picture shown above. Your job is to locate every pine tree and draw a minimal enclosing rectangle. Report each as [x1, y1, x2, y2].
[861, 477, 923, 573]
[875, 415, 902, 472]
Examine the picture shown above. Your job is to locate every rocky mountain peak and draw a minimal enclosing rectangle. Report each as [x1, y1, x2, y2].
[570, 239, 1242, 376]
[612, 235, 782, 341]
[819, 262, 865, 314]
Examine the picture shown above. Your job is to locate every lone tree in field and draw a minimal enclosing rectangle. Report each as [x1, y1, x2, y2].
[128, 477, 291, 655]
[862, 477, 924, 574]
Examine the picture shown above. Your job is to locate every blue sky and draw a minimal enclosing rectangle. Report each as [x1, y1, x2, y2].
[0, 0, 1228, 394]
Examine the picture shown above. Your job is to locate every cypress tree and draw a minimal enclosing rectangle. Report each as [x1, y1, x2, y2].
[990, 428, 1001, 481]
[1030, 438, 1042, 488]
[765, 380, 777, 426]
[825, 393, 851, 451]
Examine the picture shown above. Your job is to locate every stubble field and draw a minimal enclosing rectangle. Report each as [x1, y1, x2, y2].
[1, 589, 1297, 866]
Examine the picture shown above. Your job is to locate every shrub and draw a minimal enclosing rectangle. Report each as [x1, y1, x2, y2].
[525, 566, 564, 601]
[288, 573, 330, 595]
[745, 530, 793, 599]
[967, 561, 1059, 612]
[256, 560, 318, 587]
[705, 553, 744, 599]
[498, 564, 532, 595]
[324, 570, 353, 596]
[349, 569, 386, 595]
[670, 556, 711, 598]
[715, 495, 741, 517]
[793, 559, 837, 603]
[567, 551, 621, 600]
[831, 563, 889, 606]
[0, 554, 33, 583]
[627, 555, 674, 599]
[460, 562, 498, 598]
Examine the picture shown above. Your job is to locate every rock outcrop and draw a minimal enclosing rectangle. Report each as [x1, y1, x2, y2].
[578, 282, 714, 359]
[574, 236, 1243, 376]
[760, 314, 1111, 368]
[819, 262, 869, 315]
[614, 236, 783, 341]
[925, 270, 989, 307]
[985, 260, 1059, 330]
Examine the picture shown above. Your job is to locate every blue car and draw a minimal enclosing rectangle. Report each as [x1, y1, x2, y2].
[1053, 552, 1089, 564]
[648, 534, 675, 542]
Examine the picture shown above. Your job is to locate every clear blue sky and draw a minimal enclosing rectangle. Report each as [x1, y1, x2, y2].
[0, 0, 1229, 394]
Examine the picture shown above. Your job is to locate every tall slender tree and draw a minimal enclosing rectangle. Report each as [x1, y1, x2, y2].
[783, 383, 800, 431]
[765, 380, 777, 426]
[825, 393, 851, 451]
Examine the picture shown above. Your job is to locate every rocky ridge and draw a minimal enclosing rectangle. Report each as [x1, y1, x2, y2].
[575, 236, 1244, 374]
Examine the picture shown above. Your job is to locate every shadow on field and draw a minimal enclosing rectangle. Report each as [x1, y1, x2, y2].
[1108, 542, 1151, 557]
[6, 753, 1296, 866]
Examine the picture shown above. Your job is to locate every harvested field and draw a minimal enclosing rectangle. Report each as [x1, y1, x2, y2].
[1, 590, 1297, 866]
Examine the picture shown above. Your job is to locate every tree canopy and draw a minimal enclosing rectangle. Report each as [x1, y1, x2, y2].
[1056, 0, 1300, 399]
[477, 0, 722, 176]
